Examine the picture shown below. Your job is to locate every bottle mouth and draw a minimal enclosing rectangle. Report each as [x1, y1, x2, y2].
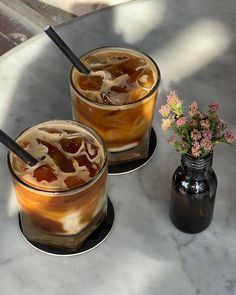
[181, 153, 213, 170]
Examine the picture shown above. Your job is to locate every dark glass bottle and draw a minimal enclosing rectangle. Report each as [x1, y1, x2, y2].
[170, 153, 217, 234]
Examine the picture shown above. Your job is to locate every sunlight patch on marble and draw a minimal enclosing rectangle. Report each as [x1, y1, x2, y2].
[0, 39, 47, 128]
[156, 19, 232, 88]
[113, 1, 166, 43]
[0, 59, 23, 128]
[8, 188, 18, 217]
[110, 248, 196, 295]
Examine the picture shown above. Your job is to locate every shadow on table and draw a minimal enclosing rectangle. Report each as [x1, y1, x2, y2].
[1, 0, 236, 289]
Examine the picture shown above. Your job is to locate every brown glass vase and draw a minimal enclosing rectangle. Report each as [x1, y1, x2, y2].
[170, 153, 217, 233]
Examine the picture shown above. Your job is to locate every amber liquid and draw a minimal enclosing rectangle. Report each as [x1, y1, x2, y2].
[71, 49, 159, 163]
[10, 121, 108, 252]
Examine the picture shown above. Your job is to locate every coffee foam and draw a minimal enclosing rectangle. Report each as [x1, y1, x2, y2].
[10, 121, 105, 191]
[73, 50, 157, 105]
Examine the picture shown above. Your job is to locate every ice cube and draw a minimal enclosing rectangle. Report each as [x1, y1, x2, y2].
[84, 142, 99, 159]
[60, 137, 83, 154]
[37, 139, 75, 173]
[138, 69, 154, 89]
[33, 164, 57, 182]
[75, 155, 99, 177]
[100, 92, 113, 104]
[79, 74, 103, 91]
[64, 176, 85, 189]
[127, 68, 144, 85]
[129, 88, 149, 102]
[110, 84, 130, 93]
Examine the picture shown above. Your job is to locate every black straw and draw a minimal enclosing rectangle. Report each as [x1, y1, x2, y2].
[43, 25, 90, 74]
[0, 129, 38, 167]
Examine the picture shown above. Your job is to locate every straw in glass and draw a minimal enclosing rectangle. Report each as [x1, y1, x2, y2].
[43, 25, 90, 74]
[0, 129, 38, 166]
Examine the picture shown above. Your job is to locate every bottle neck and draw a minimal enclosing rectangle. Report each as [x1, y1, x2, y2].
[181, 153, 213, 173]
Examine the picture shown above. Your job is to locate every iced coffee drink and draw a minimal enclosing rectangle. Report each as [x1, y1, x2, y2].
[8, 120, 108, 252]
[70, 47, 160, 164]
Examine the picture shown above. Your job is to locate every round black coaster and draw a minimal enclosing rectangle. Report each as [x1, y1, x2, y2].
[108, 127, 157, 175]
[18, 198, 114, 256]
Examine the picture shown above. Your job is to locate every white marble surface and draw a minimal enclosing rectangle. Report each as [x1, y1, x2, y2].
[0, 0, 236, 294]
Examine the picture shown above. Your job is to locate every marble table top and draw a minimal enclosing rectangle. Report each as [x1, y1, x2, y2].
[0, 0, 236, 294]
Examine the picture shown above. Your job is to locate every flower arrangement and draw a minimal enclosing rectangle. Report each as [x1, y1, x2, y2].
[159, 90, 235, 158]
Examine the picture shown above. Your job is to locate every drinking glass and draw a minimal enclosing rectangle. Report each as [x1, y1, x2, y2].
[70, 47, 160, 164]
[8, 120, 108, 252]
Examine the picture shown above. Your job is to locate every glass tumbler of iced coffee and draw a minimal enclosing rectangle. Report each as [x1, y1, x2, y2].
[70, 47, 160, 165]
[8, 120, 108, 253]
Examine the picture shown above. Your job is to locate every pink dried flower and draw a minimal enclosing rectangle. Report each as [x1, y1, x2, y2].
[189, 101, 199, 117]
[191, 129, 202, 141]
[160, 90, 234, 158]
[200, 138, 213, 151]
[188, 118, 197, 127]
[166, 90, 183, 116]
[208, 101, 219, 111]
[210, 112, 220, 122]
[224, 132, 235, 143]
[218, 121, 228, 131]
[167, 135, 176, 145]
[191, 142, 201, 157]
[180, 141, 189, 152]
[176, 117, 187, 127]
[198, 111, 206, 119]
[167, 90, 180, 105]
[200, 119, 210, 129]
[159, 104, 171, 117]
[161, 119, 172, 130]
[202, 130, 212, 140]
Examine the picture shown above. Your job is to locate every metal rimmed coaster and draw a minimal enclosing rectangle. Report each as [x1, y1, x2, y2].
[18, 198, 114, 256]
[108, 127, 157, 175]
